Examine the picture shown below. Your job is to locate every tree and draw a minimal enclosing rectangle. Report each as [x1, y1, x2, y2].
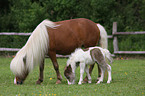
[9, 0, 49, 32]
[0, 0, 145, 51]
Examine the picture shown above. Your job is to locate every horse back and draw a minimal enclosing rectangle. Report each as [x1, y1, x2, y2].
[47, 18, 100, 55]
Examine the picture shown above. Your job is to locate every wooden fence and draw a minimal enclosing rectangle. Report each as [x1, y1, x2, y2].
[112, 22, 145, 55]
[0, 22, 145, 57]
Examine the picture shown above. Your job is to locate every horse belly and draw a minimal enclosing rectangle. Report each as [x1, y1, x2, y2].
[55, 41, 78, 55]
[85, 52, 95, 65]
[55, 35, 79, 55]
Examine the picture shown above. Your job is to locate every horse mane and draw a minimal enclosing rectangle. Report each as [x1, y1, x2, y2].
[10, 19, 57, 76]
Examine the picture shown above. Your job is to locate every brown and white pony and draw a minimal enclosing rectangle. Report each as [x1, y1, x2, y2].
[10, 18, 108, 85]
[64, 46, 113, 85]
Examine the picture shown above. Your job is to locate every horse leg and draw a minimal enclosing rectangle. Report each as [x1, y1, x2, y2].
[85, 65, 92, 83]
[97, 64, 102, 81]
[78, 63, 85, 85]
[36, 60, 44, 84]
[107, 64, 112, 83]
[96, 66, 105, 84]
[49, 51, 62, 84]
[83, 64, 95, 83]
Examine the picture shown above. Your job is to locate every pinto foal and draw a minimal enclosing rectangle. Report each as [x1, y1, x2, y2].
[64, 47, 113, 85]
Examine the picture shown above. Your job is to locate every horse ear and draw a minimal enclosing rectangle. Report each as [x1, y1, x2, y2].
[67, 65, 71, 68]
[23, 55, 27, 65]
[67, 65, 72, 71]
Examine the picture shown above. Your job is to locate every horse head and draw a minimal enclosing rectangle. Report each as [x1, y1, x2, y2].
[64, 64, 75, 85]
[10, 53, 29, 85]
[14, 73, 28, 85]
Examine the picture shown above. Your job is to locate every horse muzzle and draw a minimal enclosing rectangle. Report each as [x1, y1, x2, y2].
[14, 77, 23, 85]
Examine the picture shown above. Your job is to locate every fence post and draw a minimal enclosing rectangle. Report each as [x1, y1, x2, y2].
[112, 22, 119, 54]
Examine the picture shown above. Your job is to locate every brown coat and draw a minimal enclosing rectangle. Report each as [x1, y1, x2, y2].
[47, 18, 100, 55]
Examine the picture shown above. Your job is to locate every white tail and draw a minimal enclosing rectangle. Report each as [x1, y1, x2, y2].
[104, 49, 113, 64]
[97, 24, 108, 49]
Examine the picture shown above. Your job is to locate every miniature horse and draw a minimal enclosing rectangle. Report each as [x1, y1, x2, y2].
[10, 18, 108, 85]
[64, 46, 113, 85]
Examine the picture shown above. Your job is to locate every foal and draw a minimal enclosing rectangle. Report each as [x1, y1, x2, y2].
[64, 46, 113, 85]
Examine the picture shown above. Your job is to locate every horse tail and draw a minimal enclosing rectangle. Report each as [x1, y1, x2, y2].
[104, 49, 113, 64]
[97, 24, 108, 49]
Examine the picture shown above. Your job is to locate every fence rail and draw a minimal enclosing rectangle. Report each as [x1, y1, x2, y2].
[0, 32, 31, 36]
[114, 51, 145, 54]
[112, 22, 145, 55]
[0, 32, 112, 57]
[0, 48, 20, 51]
[113, 31, 145, 35]
[0, 22, 145, 56]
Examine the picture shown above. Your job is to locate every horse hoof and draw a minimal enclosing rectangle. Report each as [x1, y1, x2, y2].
[96, 80, 103, 84]
[83, 78, 88, 83]
[82, 81, 87, 84]
[36, 80, 43, 84]
[88, 81, 92, 84]
[96, 77, 100, 81]
[56, 80, 61, 84]
[78, 82, 82, 85]
[96, 83, 100, 84]
[107, 80, 111, 84]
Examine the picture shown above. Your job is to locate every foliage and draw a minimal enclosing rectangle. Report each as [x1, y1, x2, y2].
[118, 35, 145, 51]
[0, 0, 145, 32]
[0, 0, 145, 52]
[9, 0, 49, 32]
[0, 57, 145, 96]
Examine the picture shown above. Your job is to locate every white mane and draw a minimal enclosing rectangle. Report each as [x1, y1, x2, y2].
[10, 19, 57, 76]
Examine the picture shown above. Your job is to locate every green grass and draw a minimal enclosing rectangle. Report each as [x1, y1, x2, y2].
[0, 57, 145, 96]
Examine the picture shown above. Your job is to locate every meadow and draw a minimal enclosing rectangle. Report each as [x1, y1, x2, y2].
[0, 57, 144, 96]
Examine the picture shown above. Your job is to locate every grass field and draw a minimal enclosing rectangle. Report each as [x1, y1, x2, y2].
[0, 57, 144, 96]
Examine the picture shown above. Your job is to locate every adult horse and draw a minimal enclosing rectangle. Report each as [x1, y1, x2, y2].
[10, 18, 108, 85]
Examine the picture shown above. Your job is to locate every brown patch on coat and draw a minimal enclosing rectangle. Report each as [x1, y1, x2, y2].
[90, 48, 106, 65]
[64, 65, 72, 79]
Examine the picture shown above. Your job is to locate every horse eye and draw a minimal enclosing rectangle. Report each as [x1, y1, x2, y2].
[17, 81, 23, 84]
[17, 81, 19, 84]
